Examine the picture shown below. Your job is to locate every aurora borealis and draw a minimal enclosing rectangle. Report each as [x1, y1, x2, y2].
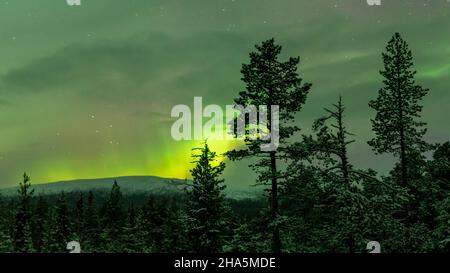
[0, 0, 449, 190]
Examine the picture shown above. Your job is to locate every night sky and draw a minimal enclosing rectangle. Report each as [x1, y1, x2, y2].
[0, 0, 449, 190]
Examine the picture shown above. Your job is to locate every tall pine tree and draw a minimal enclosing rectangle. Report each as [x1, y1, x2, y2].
[227, 38, 311, 252]
[368, 32, 430, 187]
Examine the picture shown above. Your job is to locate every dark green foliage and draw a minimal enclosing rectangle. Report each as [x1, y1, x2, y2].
[436, 197, 450, 251]
[73, 193, 84, 241]
[226, 216, 271, 253]
[13, 173, 34, 253]
[306, 97, 368, 253]
[361, 33, 441, 252]
[120, 204, 140, 253]
[43, 208, 59, 252]
[0, 195, 13, 252]
[32, 196, 48, 252]
[101, 181, 125, 252]
[428, 142, 450, 196]
[160, 201, 188, 253]
[284, 97, 372, 253]
[136, 196, 167, 252]
[0, 177, 266, 253]
[186, 142, 229, 253]
[83, 191, 100, 252]
[227, 38, 311, 253]
[54, 192, 72, 252]
[368, 32, 430, 187]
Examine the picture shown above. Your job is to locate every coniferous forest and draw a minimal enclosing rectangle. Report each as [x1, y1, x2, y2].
[1, 33, 449, 253]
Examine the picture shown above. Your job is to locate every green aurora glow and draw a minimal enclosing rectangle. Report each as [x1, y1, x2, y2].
[0, 0, 449, 190]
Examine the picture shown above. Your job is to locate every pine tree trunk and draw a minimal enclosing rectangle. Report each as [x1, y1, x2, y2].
[396, 53, 408, 187]
[398, 85, 407, 186]
[270, 151, 282, 253]
[268, 81, 281, 253]
[400, 127, 407, 186]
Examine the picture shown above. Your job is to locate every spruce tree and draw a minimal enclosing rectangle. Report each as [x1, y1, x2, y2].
[161, 200, 188, 253]
[32, 196, 48, 252]
[368, 32, 430, 187]
[227, 38, 311, 253]
[73, 193, 84, 242]
[43, 208, 59, 252]
[13, 173, 34, 253]
[121, 204, 140, 253]
[136, 197, 155, 253]
[54, 192, 72, 252]
[136, 196, 167, 252]
[187, 142, 228, 253]
[84, 191, 100, 252]
[0, 195, 13, 252]
[0, 229, 13, 253]
[102, 181, 124, 251]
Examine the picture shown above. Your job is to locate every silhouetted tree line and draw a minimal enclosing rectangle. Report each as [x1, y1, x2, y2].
[0, 33, 449, 253]
[0, 164, 265, 253]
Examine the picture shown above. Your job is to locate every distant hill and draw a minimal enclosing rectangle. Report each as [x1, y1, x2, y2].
[0, 176, 189, 196]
